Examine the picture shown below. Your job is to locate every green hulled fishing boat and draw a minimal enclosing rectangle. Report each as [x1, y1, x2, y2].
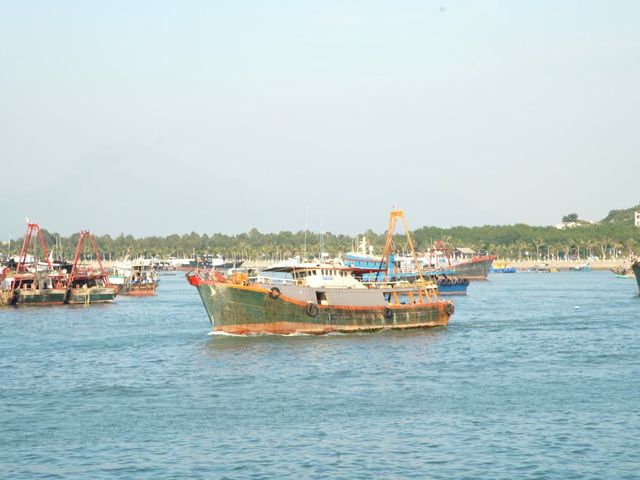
[187, 208, 454, 335]
[2, 223, 68, 306]
[188, 265, 453, 334]
[65, 230, 116, 305]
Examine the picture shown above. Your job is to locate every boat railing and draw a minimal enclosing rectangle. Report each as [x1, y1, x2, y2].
[360, 278, 438, 290]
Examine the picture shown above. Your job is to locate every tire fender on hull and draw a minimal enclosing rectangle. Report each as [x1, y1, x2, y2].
[306, 303, 318, 317]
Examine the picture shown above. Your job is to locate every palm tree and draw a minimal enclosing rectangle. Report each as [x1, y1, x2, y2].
[533, 238, 545, 260]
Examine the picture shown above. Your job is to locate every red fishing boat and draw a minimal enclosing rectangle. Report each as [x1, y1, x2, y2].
[2, 223, 67, 306]
[66, 230, 117, 304]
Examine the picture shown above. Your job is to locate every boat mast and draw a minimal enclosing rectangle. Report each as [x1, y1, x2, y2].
[320, 204, 324, 261]
[69, 231, 111, 286]
[304, 206, 308, 260]
[380, 208, 435, 298]
[16, 223, 53, 273]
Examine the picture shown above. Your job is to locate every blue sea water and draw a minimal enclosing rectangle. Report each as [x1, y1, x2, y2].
[1, 272, 639, 479]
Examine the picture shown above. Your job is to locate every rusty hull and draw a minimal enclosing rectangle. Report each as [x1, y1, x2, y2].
[188, 275, 452, 335]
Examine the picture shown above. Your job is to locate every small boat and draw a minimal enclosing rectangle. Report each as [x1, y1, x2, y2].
[569, 263, 591, 272]
[489, 260, 517, 273]
[530, 263, 557, 273]
[66, 230, 117, 304]
[611, 265, 634, 278]
[187, 208, 455, 335]
[109, 260, 158, 296]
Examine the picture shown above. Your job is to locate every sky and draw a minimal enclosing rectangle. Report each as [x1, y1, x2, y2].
[1, 0, 639, 239]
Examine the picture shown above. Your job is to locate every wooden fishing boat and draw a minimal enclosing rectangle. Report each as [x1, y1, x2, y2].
[187, 209, 454, 335]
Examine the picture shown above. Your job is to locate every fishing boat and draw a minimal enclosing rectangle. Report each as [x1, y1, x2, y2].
[187, 208, 455, 334]
[342, 237, 469, 296]
[109, 260, 158, 296]
[632, 260, 640, 294]
[420, 243, 494, 280]
[66, 231, 117, 304]
[170, 255, 243, 272]
[2, 223, 67, 306]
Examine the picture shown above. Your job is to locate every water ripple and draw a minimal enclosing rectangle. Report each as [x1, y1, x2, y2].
[1, 272, 639, 478]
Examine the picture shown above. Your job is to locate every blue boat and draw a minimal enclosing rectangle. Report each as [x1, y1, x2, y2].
[489, 260, 517, 273]
[490, 267, 517, 273]
[342, 252, 469, 296]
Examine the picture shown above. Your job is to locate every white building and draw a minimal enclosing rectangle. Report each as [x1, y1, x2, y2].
[635, 211, 640, 227]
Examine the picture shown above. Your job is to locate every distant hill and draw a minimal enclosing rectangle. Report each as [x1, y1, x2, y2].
[601, 204, 640, 224]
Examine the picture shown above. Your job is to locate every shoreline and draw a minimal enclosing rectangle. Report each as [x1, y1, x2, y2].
[499, 259, 631, 272]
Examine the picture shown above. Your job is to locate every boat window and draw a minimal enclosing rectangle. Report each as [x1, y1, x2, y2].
[316, 291, 328, 305]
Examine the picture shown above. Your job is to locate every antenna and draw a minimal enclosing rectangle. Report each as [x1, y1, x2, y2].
[320, 204, 324, 260]
[304, 206, 309, 260]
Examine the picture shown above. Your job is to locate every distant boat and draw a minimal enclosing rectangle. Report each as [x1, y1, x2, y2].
[611, 265, 634, 278]
[2, 223, 67, 306]
[66, 230, 117, 304]
[342, 237, 469, 295]
[171, 255, 244, 271]
[419, 243, 494, 280]
[569, 263, 591, 272]
[109, 259, 158, 296]
[530, 263, 557, 273]
[490, 260, 517, 273]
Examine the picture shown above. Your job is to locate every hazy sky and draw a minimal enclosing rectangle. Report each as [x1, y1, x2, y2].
[1, 0, 639, 239]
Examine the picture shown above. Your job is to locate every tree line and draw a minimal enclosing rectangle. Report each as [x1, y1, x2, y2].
[3, 223, 640, 262]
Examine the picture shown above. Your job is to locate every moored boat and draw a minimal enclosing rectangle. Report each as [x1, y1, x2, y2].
[2, 223, 67, 306]
[611, 264, 634, 278]
[66, 230, 117, 305]
[7, 271, 67, 306]
[109, 260, 158, 296]
[489, 260, 517, 273]
[187, 208, 455, 334]
[420, 243, 494, 280]
[569, 263, 591, 272]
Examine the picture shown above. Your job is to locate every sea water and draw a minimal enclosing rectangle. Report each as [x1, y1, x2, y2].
[1, 272, 638, 479]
